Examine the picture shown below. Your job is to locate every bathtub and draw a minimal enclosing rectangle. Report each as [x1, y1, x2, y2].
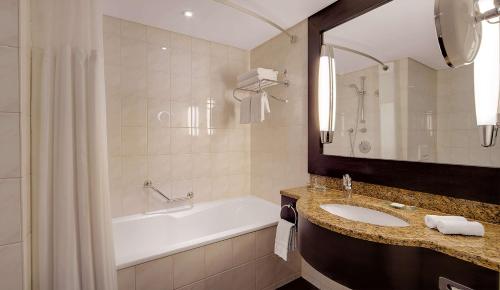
[113, 195, 280, 269]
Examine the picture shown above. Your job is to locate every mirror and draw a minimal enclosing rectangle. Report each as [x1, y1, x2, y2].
[322, 0, 500, 167]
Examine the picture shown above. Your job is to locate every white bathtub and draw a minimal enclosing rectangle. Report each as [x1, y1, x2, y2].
[113, 196, 280, 269]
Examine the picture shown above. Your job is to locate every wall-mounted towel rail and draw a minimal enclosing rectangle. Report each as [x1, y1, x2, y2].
[280, 204, 297, 226]
[233, 70, 290, 103]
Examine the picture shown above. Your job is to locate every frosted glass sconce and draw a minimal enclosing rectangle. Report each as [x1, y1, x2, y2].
[318, 44, 336, 144]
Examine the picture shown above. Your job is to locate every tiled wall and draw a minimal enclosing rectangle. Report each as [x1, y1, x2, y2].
[249, 20, 309, 204]
[103, 16, 251, 217]
[0, 0, 31, 289]
[116, 226, 300, 290]
[436, 65, 500, 166]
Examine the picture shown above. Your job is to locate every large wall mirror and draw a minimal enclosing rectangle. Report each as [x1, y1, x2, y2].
[322, 0, 500, 167]
[308, 0, 500, 204]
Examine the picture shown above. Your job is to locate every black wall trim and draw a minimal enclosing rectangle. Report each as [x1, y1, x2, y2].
[308, 0, 500, 205]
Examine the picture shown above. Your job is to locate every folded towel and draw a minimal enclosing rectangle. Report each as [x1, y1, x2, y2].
[274, 219, 296, 261]
[239, 96, 252, 124]
[237, 68, 278, 83]
[436, 220, 485, 236]
[424, 215, 467, 229]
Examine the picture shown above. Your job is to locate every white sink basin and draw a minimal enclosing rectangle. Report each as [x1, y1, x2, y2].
[320, 204, 409, 227]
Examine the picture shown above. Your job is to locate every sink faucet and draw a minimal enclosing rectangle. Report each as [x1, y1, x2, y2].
[343, 174, 352, 199]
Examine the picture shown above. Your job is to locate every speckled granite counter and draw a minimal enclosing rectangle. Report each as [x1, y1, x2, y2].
[281, 187, 500, 272]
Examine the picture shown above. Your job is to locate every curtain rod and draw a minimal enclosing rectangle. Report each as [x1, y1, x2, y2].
[211, 0, 297, 43]
[330, 44, 389, 71]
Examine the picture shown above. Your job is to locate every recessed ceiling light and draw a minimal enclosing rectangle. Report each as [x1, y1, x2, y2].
[161, 47, 167, 50]
[183, 10, 193, 18]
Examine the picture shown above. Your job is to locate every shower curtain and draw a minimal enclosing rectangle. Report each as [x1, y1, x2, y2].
[31, 0, 117, 289]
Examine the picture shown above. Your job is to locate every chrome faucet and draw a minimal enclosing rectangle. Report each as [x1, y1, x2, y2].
[343, 174, 352, 199]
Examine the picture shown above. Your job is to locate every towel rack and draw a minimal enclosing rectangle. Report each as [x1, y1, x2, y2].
[280, 204, 297, 226]
[233, 70, 290, 103]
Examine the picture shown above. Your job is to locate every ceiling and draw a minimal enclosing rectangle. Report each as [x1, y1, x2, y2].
[324, 0, 449, 74]
[103, 0, 337, 50]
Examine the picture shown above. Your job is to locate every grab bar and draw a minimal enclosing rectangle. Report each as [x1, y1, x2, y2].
[144, 180, 194, 202]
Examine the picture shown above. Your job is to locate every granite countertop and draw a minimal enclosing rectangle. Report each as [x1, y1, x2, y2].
[281, 187, 500, 272]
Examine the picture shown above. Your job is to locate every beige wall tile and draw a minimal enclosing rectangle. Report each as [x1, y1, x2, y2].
[122, 126, 147, 155]
[173, 247, 205, 288]
[255, 255, 277, 290]
[147, 26, 171, 47]
[176, 280, 205, 290]
[136, 256, 173, 290]
[0, 243, 22, 290]
[121, 20, 146, 41]
[205, 239, 233, 277]
[105, 17, 250, 217]
[255, 226, 276, 258]
[231, 261, 256, 290]
[0, 0, 18, 46]
[232, 232, 256, 267]
[0, 47, 19, 112]
[0, 113, 20, 178]
[0, 178, 21, 245]
[117, 267, 136, 290]
[205, 270, 232, 290]
[249, 20, 309, 204]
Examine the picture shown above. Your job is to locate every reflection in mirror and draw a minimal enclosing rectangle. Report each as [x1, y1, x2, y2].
[322, 0, 500, 168]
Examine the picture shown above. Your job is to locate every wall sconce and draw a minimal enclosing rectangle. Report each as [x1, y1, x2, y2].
[435, 0, 500, 147]
[318, 44, 336, 144]
[474, 0, 499, 147]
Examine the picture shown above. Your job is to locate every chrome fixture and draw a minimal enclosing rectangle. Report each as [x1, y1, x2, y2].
[334, 45, 389, 71]
[435, 0, 499, 147]
[233, 70, 289, 103]
[143, 180, 194, 202]
[342, 174, 352, 199]
[211, 0, 296, 43]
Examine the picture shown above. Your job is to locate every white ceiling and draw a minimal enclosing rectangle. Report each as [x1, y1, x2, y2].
[324, 0, 449, 74]
[103, 0, 337, 50]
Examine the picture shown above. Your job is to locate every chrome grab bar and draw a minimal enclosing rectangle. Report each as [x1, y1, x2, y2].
[143, 180, 194, 202]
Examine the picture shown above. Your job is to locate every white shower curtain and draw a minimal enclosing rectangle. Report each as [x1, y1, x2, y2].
[31, 0, 117, 289]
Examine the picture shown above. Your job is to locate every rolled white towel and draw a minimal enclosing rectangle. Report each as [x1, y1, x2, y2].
[424, 215, 467, 229]
[436, 220, 485, 237]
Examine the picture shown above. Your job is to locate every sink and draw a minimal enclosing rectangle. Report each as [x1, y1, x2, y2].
[320, 204, 409, 227]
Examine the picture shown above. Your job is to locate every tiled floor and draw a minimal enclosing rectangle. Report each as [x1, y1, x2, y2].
[278, 277, 318, 290]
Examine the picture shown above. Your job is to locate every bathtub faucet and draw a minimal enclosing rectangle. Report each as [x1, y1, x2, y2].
[144, 180, 194, 202]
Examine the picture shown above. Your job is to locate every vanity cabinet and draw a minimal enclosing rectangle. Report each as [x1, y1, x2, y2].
[298, 215, 499, 290]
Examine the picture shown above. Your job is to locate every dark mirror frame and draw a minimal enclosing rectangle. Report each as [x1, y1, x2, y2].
[308, 0, 500, 205]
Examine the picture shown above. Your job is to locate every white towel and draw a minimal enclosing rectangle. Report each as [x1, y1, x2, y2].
[436, 220, 485, 236]
[274, 219, 295, 261]
[239, 96, 251, 124]
[237, 68, 278, 83]
[424, 215, 467, 229]
[250, 92, 270, 123]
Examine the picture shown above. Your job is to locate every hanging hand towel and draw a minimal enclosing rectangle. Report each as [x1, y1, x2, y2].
[250, 91, 271, 123]
[240, 96, 252, 124]
[274, 219, 295, 261]
[260, 91, 271, 122]
[424, 215, 467, 229]
[436, 220, 485, 236]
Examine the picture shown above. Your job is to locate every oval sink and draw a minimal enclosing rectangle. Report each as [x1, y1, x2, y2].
[320, 204, 409, 227]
